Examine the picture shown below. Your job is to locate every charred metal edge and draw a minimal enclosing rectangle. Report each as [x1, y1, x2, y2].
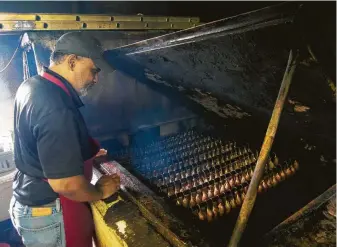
[264, 184, 336, 240]
[97, 161, 210, 247]
[120, 186, 188, 247]
[110, 2, 301, 56]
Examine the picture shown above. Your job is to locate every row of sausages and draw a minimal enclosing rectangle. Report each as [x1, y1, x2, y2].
[173, 160, 299, 222]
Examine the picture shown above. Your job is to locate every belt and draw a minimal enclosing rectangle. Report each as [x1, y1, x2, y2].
[34, 200, 57, 208]
[31, 198, 61, 210]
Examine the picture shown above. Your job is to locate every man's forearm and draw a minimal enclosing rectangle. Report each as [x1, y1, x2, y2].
[48, 175, 102, 202]
[59, 181, 103, 202]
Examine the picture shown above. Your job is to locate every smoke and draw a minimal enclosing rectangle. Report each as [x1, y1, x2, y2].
[0, 35, 23, 138]
[0, 75, 15, 137]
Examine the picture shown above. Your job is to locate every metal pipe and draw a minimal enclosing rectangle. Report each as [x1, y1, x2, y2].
[124, 17, 292, 56]
[228, 49, 299, 247]
[111, 2, 300, 56]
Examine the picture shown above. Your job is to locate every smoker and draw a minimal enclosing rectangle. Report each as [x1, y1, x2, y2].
[7, 2, 336, 246]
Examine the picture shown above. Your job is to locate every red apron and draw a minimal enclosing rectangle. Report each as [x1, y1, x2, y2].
[41, 71, 100, 247]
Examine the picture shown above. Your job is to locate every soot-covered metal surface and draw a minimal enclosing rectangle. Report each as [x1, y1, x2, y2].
[106, 2, 299, 114]
[101, 2, 335, 163]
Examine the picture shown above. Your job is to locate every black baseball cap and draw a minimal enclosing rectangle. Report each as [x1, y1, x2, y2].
[54, 31, 113, 72]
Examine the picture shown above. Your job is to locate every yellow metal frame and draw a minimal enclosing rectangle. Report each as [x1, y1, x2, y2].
[91, 200, 127, 247]
[0, 13, 200, 32]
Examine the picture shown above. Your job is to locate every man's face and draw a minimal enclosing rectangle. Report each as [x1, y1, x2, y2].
[72, 56, 100, 96]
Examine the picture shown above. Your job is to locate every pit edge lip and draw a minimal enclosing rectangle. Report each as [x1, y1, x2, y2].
[97, 160, 208, 247]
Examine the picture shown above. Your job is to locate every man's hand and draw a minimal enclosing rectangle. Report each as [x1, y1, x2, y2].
[93, 148, 108, 165]
[95, 174, 120, 199]
[96, 148, 107, 157]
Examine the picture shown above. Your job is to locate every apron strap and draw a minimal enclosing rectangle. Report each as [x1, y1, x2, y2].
[41, 71, 71, 97]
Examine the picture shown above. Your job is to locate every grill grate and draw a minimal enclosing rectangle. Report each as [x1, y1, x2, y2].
[118, 129, 299, 222]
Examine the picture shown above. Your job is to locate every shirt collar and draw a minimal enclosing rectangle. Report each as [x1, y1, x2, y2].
[41, 66, 84, 108]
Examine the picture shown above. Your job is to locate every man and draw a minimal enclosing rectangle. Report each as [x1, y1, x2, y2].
[9, 32, 120, 247]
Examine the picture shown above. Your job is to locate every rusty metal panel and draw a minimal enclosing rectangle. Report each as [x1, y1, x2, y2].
[0, 13, 37, 21]
[0, 20, 200, 32]
[0, 20, 38, 31]
[0, 13, 201, 32]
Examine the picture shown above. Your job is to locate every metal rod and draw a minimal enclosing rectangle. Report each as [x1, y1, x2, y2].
[228, 49, 299, 247]
[120, 186, 188, 247]
[264, 184, 336, 241]
[111, 2, 300, 56]
[123, 17, 292, 56]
